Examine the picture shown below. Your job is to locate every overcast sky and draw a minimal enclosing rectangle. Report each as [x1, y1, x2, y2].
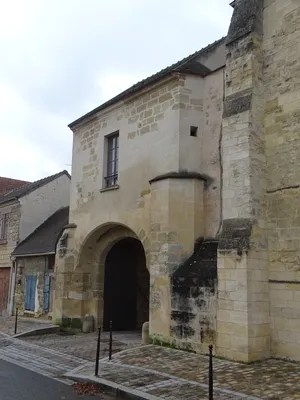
[0, 0, 232, 182]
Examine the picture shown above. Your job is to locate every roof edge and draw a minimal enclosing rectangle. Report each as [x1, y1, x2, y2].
[0, 170, 71, 206]
[13, 252, 55, 258]
[68, 73, 182, 130]
[68, 36, 226, 129]
[11, 206, 69, 256]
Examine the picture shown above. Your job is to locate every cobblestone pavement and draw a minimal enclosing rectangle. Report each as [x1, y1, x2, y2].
[67, 361, 250, 400]
[20, 330, 142, 361]
[67, 345, 300, 399]
[0, 316, 54, 336]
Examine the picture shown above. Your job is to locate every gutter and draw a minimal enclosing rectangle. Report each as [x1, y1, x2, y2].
[0, 197, 19, 207]
[12, 252, 55, 258]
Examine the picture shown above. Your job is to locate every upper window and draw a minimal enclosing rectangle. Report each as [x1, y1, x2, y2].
[105, 132, 119, 188]
[0, 214, 8, 243]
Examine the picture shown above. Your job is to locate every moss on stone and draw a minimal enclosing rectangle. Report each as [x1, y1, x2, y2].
[149, 334, 196, 353]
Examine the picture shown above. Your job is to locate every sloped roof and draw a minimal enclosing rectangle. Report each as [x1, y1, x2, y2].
[0, 170, 71, 206]
[0, 177, 30, 196]
[12, 207, 69, 256]
[69, 37, 226, 128]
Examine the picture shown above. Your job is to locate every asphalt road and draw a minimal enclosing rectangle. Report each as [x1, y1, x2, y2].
[0, 359, 116, 400]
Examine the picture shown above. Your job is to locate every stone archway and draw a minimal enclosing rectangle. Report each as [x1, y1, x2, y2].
[77, 223, 150, 330]
[103, 237, 149, 331]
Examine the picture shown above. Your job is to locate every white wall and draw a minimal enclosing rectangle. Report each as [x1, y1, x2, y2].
[19, 173, 70, 241]
[69, 77, 181, 226]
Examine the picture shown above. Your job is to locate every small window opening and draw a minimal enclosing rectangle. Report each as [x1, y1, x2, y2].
[190, 126, 198, 137]
[105, 132, 119, 187]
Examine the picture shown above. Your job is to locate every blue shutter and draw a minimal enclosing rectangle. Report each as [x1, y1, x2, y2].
[25, 275, 36, 311]
[25, 276, 31, 310]
[43, 274, 50, 312]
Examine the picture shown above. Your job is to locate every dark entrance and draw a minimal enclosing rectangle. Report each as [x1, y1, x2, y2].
[103, 237, 149, 331]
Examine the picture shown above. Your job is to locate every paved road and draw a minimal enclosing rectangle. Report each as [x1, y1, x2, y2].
[0, 359, 115, 400]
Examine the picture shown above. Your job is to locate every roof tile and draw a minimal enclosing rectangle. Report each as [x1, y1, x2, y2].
[0, 177, 30, 196]
[12, 207, 69, 256]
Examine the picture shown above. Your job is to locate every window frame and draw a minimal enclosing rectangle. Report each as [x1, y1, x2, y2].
[104, 131, 119, 188]
[0, 213, 8, 244]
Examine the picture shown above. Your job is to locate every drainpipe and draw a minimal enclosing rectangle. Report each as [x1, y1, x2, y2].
[8, 257, 17, 316]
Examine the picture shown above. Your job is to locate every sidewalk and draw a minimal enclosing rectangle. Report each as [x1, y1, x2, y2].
[66, 345, 300, 399]
[0, 316, 57, 336]
[21, 330, 142, 361]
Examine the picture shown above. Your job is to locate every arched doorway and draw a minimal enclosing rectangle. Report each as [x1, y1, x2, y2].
[103, 237, 149, 331]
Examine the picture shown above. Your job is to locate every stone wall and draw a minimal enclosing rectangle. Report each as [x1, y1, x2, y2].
[216, 0, 269, 362]
[215, 0, 300, 363]
[69, 69, 223, 238]
[70, 76, 183, 220]
[202, 70, 224, 238]
[177, 71, 223, 238]
[0, 202, 21, 269]
[15, 255, 54, 317]
[148, 176, 205, 338]
[55, 0, 300, 362]
[264, 1, 300, 360]
[0, 201, 21, 314]
[170, 240, 218, 352]
[54, 48, 225, 338]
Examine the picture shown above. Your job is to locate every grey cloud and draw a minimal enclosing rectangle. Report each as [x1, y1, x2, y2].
[0, 0, 232, 180]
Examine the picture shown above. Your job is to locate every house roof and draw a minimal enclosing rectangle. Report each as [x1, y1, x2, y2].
[12, 207, 69, 256]
[0, 170, 71, 206]
[0, 177, 30, 196]
[69, 37, 226, 129]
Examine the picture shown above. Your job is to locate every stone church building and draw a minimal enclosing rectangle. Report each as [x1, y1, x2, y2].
[53, 0, 300, 362]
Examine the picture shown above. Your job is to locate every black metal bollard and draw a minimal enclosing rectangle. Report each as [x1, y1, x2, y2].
[14, 308, 18, 335]
[109, 320, 113, 361]
[208, 344, 213, 400]
[200, 327, 204, 343]
[95, 326, 101, 376]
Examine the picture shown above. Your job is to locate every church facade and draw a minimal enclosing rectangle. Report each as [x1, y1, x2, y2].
[53, 0, 300, 362]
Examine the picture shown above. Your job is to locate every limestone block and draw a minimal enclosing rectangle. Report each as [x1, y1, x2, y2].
[142, 321, 150, 344]
[82, 314, 95, 333]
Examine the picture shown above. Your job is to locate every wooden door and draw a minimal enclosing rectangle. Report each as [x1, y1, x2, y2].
[25, 275, 37, 312]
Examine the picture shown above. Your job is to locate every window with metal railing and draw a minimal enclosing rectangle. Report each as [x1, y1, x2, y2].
[105, 132, 119, 188]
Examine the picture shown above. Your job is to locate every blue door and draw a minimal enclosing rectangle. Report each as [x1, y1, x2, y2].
[25, 275, 36, 311]
[43, 274, 50, 312]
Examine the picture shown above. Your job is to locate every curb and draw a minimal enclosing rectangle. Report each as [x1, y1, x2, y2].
[65, 360, 262, 400]
[64, 373, 159, 400]
[13, 325, 60, 338]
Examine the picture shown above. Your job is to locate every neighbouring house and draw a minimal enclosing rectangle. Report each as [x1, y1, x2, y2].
[0, 176, 30, 315]
[0, 170, 70, 316]
[11, 207, 69, 318]
[53, 0, 300, 363]
[0, 177, 30, 196]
